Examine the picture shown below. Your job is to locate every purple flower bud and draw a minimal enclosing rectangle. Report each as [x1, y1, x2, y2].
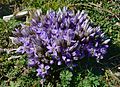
[66, 59, 71, 62]
[58, 61, 62, 65]
[73, 57, 79, 60]
[62, 56, 66, 61]
[102, 39, 110, 44]
[50, 60, 54, 64]
[45, 65, 50, 70]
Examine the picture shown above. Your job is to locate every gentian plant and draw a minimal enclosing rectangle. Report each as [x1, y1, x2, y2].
[11, 7, 110, 80]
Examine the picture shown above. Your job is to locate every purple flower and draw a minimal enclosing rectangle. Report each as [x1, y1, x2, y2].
[37, 64, 50, 78]
[28, 58, 36, 66]
[12, 7, 110, 79]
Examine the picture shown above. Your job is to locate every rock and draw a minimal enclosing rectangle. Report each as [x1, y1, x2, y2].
[15, 11, 28, 18]
[114, 72, 120, 77]
[115, 22, 120, 27]
[3, 11, 28, 22]
[3, 14, 14, 22]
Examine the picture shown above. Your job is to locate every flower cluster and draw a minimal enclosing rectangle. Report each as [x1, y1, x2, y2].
[11, 7, 110, 79]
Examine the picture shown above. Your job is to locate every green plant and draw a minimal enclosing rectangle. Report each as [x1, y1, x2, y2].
[0, 18, 21, 48]
[60, 70, 73, 87]
[0, 0, 120, 87]
[72, 70, 107, 87]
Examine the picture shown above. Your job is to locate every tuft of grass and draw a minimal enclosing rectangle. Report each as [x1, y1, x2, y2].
[0, 18, 21, 48]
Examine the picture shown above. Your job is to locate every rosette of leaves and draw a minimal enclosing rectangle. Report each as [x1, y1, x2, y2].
[11, 7, 110, 79]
